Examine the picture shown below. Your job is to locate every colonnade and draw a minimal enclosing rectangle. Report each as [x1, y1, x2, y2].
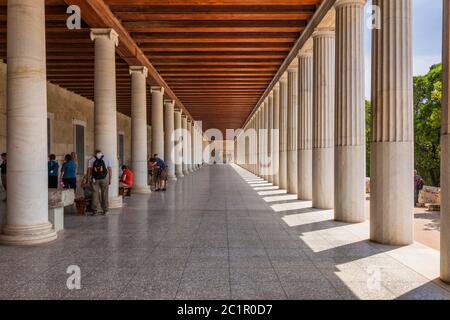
[0, 0, 203, 245]
[237, 0, 450, 283]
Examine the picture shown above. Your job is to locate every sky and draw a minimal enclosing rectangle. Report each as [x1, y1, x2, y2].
[364, 0, 443, 99]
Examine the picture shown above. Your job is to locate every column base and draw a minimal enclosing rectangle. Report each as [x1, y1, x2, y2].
[168, 175, 178, 181]
[109, 195, 123, 209]
[0, 222, 57, 246]
[176, 173, 184, 178]
[133, 185, 152, 194]
[183, 171, 189, 176]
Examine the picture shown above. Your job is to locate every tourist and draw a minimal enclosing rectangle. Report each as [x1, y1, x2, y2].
[120, 165, 133, 188]
[149, 157, 168, 192]
[61, 154, 77, 192]
[87, 149, 112, 216]
[48, 154, 59, 189]
[414, 170, 424, 207]
[1, 152, 6, 201]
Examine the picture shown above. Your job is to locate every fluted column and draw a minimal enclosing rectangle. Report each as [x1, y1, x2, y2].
[279, 74, 288, 190]
[370, 0, 413, 245]
[91, 28, 122, 209]
[267, 93, 274, 182]
[186, 119, 192, 172]
[287, 60, 299, 194]
[262, 99, 269, 180]
[256, 109, 261, 176]
[297, 50, 313, 200]
[130, 66, 151, 194]
[174, 108, 184, 178]
[442, 0, 450, 283]
[312, 28, 335, 209]
[164, 100, 177, 181]
[0, 0, 57, 245]
[151, 86, 165, 159]
[334, 0, 366, 222]
[182, 115, 189, 175]
[272, 84, 280, 186]
[190, 121, 195, 172]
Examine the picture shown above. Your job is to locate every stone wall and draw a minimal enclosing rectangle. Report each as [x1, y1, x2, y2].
[0, 61, 152, 175]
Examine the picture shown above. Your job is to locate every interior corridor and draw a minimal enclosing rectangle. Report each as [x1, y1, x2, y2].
[0, 164, 449, 300]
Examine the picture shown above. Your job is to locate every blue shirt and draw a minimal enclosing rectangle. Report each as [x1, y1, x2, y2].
[48, 160, 59, 177]
[155, 158, 167, 169]
[61, 160, 77, 179]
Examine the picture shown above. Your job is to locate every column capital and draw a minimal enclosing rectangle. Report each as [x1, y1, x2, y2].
[268, 90, 274, 98]
[298, 48, 313, 58]
[174, 107, 182, 113]
[181, 114, 187, 118]
[129, 66, 148, 77]
[273, 82, 280, 91]
[335, 0, 367, 9]
[90, 28, 119, 47]
[164, 99, 175, 107]
[280, 71, 288, 83]
[287, 57, 299, 72]
[151, 86, 165, 95]
[187, 118, 192, 123]
[312, 27, 335, 38]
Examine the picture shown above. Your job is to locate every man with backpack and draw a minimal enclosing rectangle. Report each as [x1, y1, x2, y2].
[87, 149, 112, 216]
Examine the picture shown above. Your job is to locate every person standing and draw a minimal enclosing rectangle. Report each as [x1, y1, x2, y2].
[149, 157, 168, 192]
[87, 150, 112, 216]
[414, 170, 424, 207]
[1, 153, 6, 201]
[61, 154, 77, 192]
[48, 154, 59, 189]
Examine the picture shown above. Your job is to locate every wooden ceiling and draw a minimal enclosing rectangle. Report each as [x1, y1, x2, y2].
[0, 0, 322, 133]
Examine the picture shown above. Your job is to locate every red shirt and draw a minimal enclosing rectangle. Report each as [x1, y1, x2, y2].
[121, 168, 133, 186]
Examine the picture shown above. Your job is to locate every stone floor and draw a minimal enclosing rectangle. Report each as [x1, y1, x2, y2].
[0, 164, 449, 300]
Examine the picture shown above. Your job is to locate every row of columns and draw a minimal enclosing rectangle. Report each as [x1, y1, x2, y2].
[0, 0, 203, 245]
[238, 0, 450, 282]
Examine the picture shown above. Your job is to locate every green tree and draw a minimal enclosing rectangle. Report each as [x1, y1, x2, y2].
[413, 63, 442, 186]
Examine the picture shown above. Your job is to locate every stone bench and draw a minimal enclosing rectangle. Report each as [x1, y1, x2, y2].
[48, 189, 75, 232]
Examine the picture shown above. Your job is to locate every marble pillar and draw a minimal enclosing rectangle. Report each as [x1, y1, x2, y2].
[287, 60, 299, 194]
[164, 100, 177, 181]
[267, 93, 274, 182]
[262, 99, 269, 180]
[0, 0, 57, 245]
[370, 0, 414, 245]
[91, 28, 122, 209]
[279, 74, 288, 190]
[334, 0, 366, 222]
[182, 115, 189, 175]
[190, 121, 195, 172]
[442, 0, 450, 283]
[312, 27, 335, 209]
[272, 84, 280, 186]
[151, 86, 165, 159]
[174, 108, 184, 178]
[297, 50, 313, 200]
[130, 66, 151, 194]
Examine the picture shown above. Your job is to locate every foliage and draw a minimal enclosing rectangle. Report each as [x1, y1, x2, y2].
[413, 63, 442, 186]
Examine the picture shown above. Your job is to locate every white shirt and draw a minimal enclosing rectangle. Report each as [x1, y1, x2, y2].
[88, 154, 111, 169]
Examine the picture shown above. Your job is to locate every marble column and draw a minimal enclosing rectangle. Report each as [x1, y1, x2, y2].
[287, 60, 299, 194]
[442, 0, 450, 283]
[0, 0, 57, 245]
[151, 86, 165, 159]
[279, 74, 288, 190]
[91, 28, 122, 209]
[263, 99, 269, 180]
[370, 0, 413, 245]
[267, 93, 274, 182]
[182, 115, 189, 175]
[297, 50, 313, 200]
[130, 66, 151, 194]
[256, 109, 261, 176]
[190, 121, 195, 172]
[334, 0, 366, 222]
[188, 120, 194, 172]
[164, 100, 177, 181]
[174, 108, 184, 178]
[312, 27, 335, 209]
[272, 84, 280, 186]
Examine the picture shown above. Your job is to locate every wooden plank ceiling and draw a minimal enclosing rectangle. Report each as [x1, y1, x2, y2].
[0, 0, 321, 133]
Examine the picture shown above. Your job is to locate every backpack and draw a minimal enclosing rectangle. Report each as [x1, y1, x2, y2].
[92, 156, 108, 180]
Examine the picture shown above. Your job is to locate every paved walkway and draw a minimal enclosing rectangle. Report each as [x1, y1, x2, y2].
[0, 164, 449, 299]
